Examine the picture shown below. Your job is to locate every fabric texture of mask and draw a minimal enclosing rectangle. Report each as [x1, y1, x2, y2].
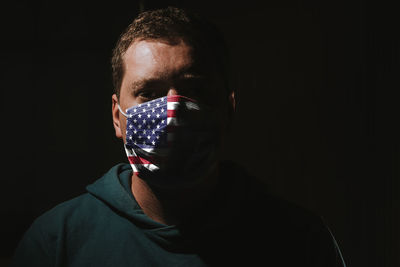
[119, 95, 220, 188]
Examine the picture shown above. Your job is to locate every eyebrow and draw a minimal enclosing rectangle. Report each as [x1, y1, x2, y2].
[129, 78, 161, 91]
[129, 72, 205, 91]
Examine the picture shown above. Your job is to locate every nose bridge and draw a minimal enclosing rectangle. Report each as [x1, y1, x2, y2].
[167, 87, 178, 96]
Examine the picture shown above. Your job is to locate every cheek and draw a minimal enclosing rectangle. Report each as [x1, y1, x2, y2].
[120, 115, 128, 142]
[118, 91, 137, 143]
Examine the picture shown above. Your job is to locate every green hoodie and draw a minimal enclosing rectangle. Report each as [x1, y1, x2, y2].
[12, 162, 346, 266]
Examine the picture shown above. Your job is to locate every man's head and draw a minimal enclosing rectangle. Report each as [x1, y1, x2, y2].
[111, 7, 235, 143]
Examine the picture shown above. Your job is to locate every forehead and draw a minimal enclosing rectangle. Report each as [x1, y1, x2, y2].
[122, 39, 195, 81]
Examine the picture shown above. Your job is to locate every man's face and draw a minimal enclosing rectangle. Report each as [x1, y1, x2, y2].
[112, 39, 234, 142]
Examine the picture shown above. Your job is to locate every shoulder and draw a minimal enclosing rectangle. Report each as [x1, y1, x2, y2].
[221, 161, 345, 266]
[252, 180, 321, 226]
[25, 189, 117, 241]
[22, 193, 104, 246]
[31, 163, 131, 234]
[12, 193, 103, 267]
[223, 161, 325, 227]
[242, 171, 331, 238]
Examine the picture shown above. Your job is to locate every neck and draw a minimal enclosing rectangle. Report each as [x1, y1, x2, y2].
[131, 168, 219, 226]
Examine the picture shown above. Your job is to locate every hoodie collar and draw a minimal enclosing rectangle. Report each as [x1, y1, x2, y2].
[86, 163, 172, 230]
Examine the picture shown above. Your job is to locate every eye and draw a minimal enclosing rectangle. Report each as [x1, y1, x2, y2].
[137, 90, 158, 101]
[177, 78, 207, 101]
[183, 85, 206, 101]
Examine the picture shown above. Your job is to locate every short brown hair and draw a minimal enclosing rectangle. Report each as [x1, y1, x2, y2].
[111, 7, 231, 98]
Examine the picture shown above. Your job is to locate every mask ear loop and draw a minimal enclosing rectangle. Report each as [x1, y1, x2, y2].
[118, 104, 129, 118]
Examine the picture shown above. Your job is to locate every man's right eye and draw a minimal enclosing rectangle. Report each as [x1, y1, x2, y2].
[137, 90, 157, 101]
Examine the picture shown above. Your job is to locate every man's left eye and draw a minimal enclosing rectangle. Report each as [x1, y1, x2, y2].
[184, 86, 206, 101]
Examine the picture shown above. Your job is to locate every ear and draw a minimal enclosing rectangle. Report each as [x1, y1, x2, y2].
[112, 94, 123, 139]
[229, 90, 236, 112]
[225, 90, 236, 132]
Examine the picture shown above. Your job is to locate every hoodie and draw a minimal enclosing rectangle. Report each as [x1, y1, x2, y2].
[12, 162, 346, 267]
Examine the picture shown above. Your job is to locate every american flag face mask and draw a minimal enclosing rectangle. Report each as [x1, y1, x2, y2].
[118, 95, 220, 188]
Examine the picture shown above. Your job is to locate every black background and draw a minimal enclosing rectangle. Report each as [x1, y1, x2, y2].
[1, 1, 399, 266]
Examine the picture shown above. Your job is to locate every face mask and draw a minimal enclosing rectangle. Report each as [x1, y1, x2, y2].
[118, 95, 220, 189]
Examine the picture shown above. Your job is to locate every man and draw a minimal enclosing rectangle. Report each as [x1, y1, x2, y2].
[12, 7, 346, 266]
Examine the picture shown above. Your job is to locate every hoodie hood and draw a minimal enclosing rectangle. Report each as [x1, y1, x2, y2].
[86, 163, 186, 250]
[86, 163, 172, 230]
